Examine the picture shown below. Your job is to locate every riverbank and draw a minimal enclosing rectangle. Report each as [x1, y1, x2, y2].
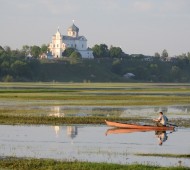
[0, 157, 189, 170]
[0, 115, 189, 127]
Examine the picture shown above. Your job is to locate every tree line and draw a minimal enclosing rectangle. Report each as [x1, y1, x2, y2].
[0, 44, 190, 82]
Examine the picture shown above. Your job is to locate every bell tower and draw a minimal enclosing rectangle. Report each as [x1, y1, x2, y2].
[67, 21, 79, 38]
[50, 27, 63, 58]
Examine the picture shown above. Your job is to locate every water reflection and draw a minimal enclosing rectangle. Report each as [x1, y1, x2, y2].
[106, 128, 174, 146]
[54, 126, 60, 137]
[52, 125, 78, 140]
[67, 126, 78, 139]
[49, 106, 64, 117]
[155, 131, 168, 145]
[0, 125, 189, 167]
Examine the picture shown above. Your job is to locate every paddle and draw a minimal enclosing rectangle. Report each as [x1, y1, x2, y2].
[167, 122, 178, 127]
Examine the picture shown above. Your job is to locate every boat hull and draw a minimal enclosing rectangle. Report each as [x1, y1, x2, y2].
[105, 120, 175, 131]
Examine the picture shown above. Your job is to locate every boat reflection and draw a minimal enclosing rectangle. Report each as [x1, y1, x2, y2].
[106, 128, 174, 145]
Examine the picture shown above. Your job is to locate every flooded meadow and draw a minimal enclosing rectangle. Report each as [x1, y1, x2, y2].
[0, 83, 190, 168]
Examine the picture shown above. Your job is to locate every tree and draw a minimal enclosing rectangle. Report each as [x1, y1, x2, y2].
[30, 45, 41, 58]
[92, 44, 109, 58]
[111, 59, 122, 74]
[170, 66, 181, 81]
[109, 46, 123, 58]
[41, 44, 49, 53]
[22, 45, 30, 55]
[69, 51, 82, 64]
[149, 64, 158, 74]
[2, 75, 14, 82]
[11, 60, 28, 76]
[161, 49, 169, 61]
[1, 60, 10, 75]
[154, 52, 160, 59]
[4, 46, 11, 53]
[0, 46, 4, 54]
[62, 48, 75, 57]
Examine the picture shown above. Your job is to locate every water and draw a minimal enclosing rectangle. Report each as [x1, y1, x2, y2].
[0, 125, 189, 167]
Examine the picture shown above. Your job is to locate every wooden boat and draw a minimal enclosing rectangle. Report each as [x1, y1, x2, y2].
[105, 120, 175, 131]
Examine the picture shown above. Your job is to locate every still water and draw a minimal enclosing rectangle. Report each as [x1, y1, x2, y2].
[0, 125, 190, 167]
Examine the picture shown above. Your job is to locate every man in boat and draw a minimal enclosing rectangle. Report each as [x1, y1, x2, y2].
[153, 112, 168, 127]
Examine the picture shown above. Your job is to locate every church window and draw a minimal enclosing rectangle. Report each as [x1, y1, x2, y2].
[82, 44, 84, 48]
[57, 44, 59, 47]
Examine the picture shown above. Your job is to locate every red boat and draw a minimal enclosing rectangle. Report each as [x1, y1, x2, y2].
[105, 120, 175, 131]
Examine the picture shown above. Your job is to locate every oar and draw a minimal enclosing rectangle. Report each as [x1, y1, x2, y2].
[167, 122, 178, 127]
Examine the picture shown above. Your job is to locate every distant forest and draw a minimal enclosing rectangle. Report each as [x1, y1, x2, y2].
[0, 44, 190, 82]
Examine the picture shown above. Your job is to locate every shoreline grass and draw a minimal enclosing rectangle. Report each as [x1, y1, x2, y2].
[136, 153, 190, 158]
[0, 115, 143, 125]
[0, 115, 189, 127]
[0, 157, 189, 170]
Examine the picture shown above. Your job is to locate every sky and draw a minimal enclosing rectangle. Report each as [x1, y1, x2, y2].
[0, 0, 190, 56]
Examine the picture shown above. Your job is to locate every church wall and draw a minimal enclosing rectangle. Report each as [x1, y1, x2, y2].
[75, 40, 87, 51]
[78, 50, 94, 59]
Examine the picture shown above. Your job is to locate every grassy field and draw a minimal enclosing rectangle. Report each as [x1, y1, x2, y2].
[0, 82, 190, 125]
[0, 157, 189, 170]
[1, 82, 190, 106]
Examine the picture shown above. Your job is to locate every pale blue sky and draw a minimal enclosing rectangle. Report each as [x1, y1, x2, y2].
[0, 0, 190, 56]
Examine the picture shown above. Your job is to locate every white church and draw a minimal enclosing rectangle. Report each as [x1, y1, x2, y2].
[49, 23, 94, 59]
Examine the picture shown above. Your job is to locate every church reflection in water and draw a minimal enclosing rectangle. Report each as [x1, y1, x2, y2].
[67, 126, 78, 139]
[52, 125, 78, 140]
[49, 106, 64, 117]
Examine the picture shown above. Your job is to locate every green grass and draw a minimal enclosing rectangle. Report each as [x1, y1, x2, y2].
[0, 157, 189, 170]
[136, 153, 190, 158]
[0, 115, 142, 125]
[1, 82, 190, 106]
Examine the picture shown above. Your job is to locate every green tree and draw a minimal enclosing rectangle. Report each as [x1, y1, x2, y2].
[111, 59, 122, 74]
[22, 45, 30, 55]
[62, 48, 75, 57]
[69, 51, 82, 64]
[4, 46, 11, 53]
[161, 49, 169, 61]
[31, 46, 41, 58]
[170, 66, 181, 81]
[1, 60, 10, 75]
[154, 52, 160, 59]
[92, 44, 109, 58]
[149, 64, 158, 75]
[41, 44, 49, 53]
[0, 46, 4, 55]
[11, 60, 28, 76]
[2, 75, 14, 82]
[109, 46, 123, 58]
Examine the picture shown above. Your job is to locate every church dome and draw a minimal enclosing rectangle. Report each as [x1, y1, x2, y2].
[68, 24, 79, 32]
